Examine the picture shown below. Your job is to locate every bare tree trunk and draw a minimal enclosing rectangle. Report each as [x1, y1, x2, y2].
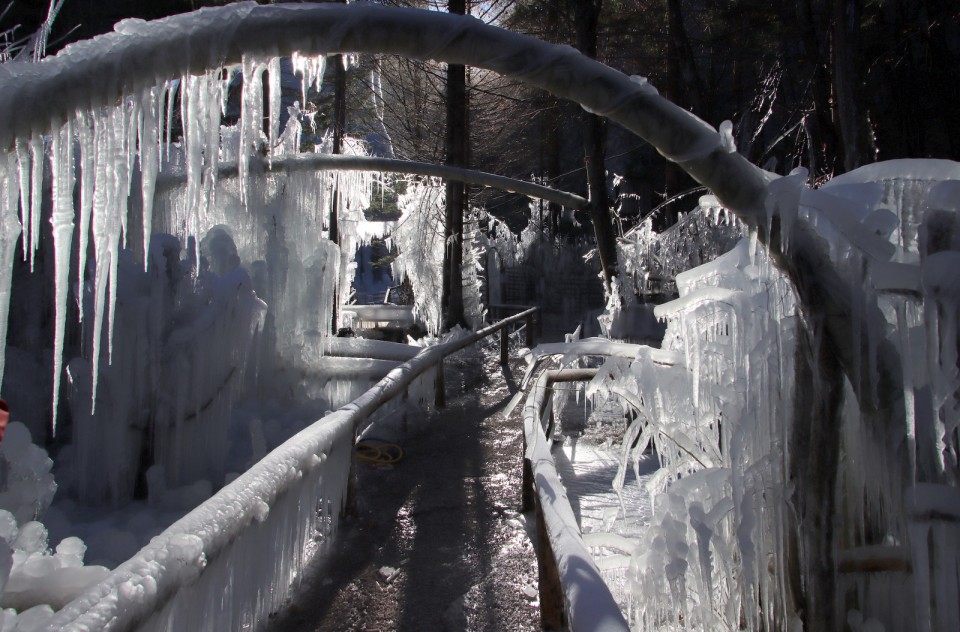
[662, 0, 705, 210]
[791, 318, 844, 631]
[831, 0, 875, 172]
[794, 0, 844, 178]
[442, 0, 467, 330]
[572, 0, 617, 292]
[330, 50, 347, 333]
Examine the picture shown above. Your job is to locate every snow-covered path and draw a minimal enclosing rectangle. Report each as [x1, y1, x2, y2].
[266, 344, 540, 631]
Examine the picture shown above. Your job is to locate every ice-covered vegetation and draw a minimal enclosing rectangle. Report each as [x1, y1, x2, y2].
[391, 178, 486, 334]
[584, 161, 960, 630]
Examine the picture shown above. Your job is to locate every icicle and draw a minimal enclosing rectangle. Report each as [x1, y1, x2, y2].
[121, 96, 140, 247]
[15, 139, 32, 262]
[291, 52, 325, 106]
[203, 69, 222, 216]
[28, 134, 44, 272]
[0, 151, 23, 387]
[50, 119, 75, 436]
[267, 58, 282, 160]
[182, 75, 203, 242]
[157, 80, 167, 164]
[75, 112, 95, 320]
[139, 86, 161, 268]
[107, 105, 131, 363]
[238, 55, 267, 206]
[165, 80, 177, 162]
[89, 109, 112, 409]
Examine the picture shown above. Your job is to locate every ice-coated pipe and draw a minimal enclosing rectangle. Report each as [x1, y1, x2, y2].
[0, 3, 894, 422]
[155, 154, 591, 210]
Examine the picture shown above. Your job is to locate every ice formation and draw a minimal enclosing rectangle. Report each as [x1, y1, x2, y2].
[585, 160, 960, 631]
[0, 11, 421, 620]
[390, 179, 486, 334]
[0, 423, 108, 629]
[0, 3, 956, 630]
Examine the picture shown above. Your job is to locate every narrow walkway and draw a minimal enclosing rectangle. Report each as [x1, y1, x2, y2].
[267, 344, 540, 631]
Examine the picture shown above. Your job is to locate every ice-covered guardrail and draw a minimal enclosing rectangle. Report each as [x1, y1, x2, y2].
[45, 308, 537, 631]
[522, 367, 629, 632]
[342, 304, 417, 329]
[517, 339, 681, 629]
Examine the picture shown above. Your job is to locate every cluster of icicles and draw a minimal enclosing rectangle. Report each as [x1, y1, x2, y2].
[0, 52, 331, 435]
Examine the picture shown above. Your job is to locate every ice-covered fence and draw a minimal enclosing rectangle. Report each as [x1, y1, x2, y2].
[522, 366, 628, 632]
[342, 304, 416, 330]
[46, 308, 538, 631]
[516, 338, 680, 629]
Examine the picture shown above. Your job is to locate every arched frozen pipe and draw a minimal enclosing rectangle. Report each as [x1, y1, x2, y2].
[0, 2, 903, 427]
[0, 2, 775, 435]
[0, 2, 769, 215]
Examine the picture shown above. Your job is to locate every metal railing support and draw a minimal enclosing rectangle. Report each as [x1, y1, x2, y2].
[435, 360, 446, 408]
[500, 327, 509, 364]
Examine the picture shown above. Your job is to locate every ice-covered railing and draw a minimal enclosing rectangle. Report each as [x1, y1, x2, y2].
[517, 339, 679, 627]
[46, 308, 537, 631]
[522, 366, 629, 632]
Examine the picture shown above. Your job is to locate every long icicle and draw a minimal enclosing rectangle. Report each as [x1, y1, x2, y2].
[50, 118, 75, 435]
[106, 104, 128, 364]
[28, 134, 44, 272]
[89, 108, 111, 411]
[75, 111, 95, 321]
[15, 139, 32, 263]
[0, 152, 23, 387]
[140, 86, 161, 268]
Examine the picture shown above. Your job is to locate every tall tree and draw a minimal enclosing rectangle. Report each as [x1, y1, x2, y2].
[571, 0, 618, 291]
[442, 0, 468, 330]
[830, 0, 875, 171]
[328, 0, 349, 333]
